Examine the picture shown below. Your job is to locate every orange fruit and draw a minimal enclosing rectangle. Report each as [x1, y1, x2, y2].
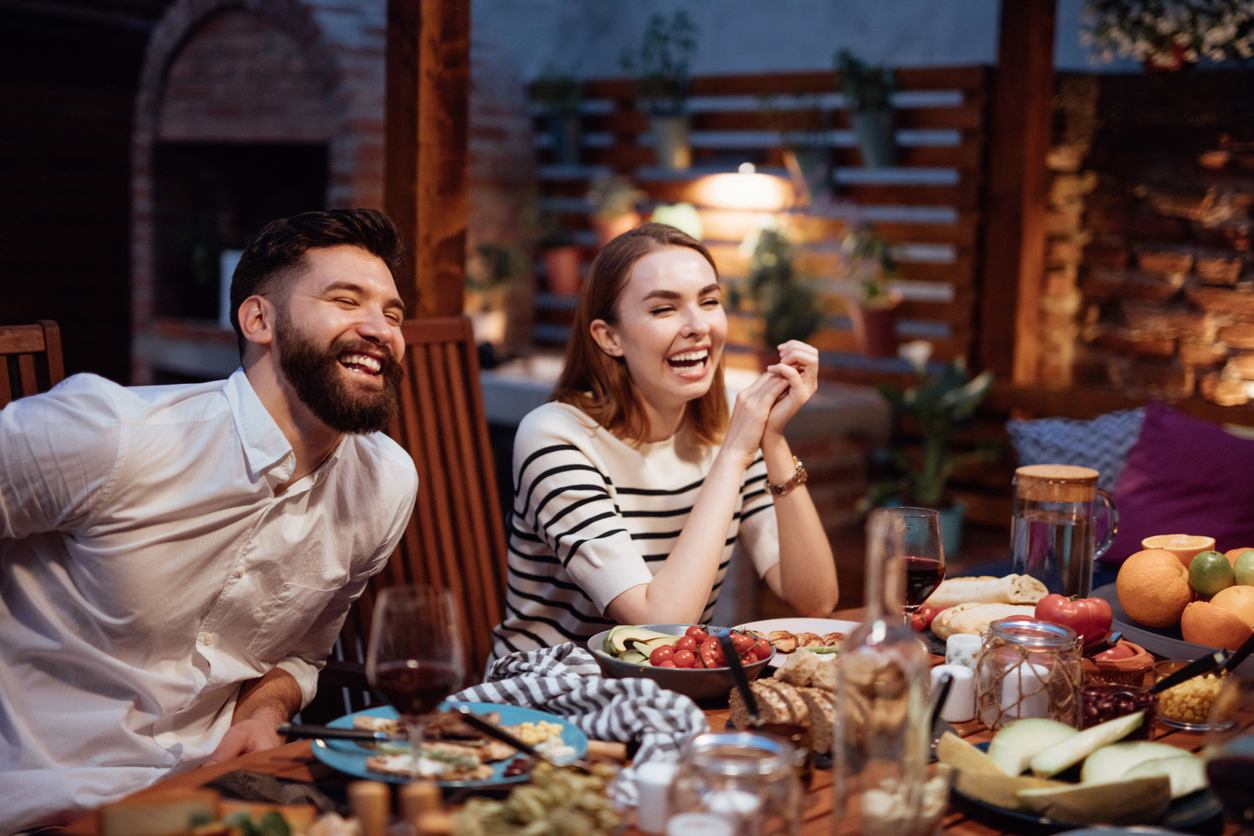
[1180, 600, 1254, 650]
[1210, 585, 1254, 626]
[1117, 549, 1193, 628]
[1141, 534, 1216, 568]
[1225, 547, 1254, 567]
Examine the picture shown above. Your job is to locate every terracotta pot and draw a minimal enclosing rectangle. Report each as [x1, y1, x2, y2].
[848, 300, 900, 358]
[540, 246, 581, 296]
[593, 212, 641, 248]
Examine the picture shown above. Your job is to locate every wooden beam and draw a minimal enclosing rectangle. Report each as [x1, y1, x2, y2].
[384, 0, 470, 317]
[979, 0, 1057, 384]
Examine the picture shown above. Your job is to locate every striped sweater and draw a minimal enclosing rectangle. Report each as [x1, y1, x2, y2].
[490, 401, 779, 663]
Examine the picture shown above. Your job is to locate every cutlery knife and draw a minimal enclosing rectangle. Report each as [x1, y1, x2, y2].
[451, 706, 593, 774]
[277, 723, 391, 742]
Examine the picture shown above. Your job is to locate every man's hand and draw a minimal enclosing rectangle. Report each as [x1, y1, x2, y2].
[204, 717, 284, 765]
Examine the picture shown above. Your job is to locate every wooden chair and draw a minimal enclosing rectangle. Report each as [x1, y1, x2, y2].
[0, 320, 65, 407]
[302, 315, 510, 723]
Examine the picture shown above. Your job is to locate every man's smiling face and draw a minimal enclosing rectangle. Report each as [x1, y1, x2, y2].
[273, 245, 406, 434]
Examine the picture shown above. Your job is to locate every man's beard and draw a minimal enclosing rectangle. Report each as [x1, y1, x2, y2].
[275, 311, 404, 434]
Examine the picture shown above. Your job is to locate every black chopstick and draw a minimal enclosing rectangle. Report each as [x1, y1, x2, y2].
[277, 723, 390, 742]
[1149, 649, 1230, 694]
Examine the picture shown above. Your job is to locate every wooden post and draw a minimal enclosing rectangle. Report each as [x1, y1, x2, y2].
[979, 0, 1056, 385]
[384, 0, 471, 317]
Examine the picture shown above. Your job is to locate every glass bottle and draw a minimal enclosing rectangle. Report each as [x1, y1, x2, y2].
[833, 509, 933, 836]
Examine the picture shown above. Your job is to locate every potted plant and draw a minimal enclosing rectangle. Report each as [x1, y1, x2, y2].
[465, 242, 528, 347]
[588, 172, 645, 247]
[622, 11, 697, 170]
[535, 211, 581, 296]
[530, 67, 584, 166]
[732, 226, 827, 368]
[835, 49, 897, 168]
[864, 344, 999, 555]
[843, 224, 902, 357]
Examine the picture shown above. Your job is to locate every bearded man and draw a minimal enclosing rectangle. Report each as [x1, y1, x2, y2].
[0, 209, 419, 832]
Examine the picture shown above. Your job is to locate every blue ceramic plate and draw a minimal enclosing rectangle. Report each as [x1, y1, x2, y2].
[310, 702, 588, 787]
[949, 742, 1222, 832]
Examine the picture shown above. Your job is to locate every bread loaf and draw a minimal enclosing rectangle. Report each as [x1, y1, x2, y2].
[930, 602, 1038, 640]
[925, 574, 1047, 610]
[728, 680, 810, 730]
[797, 687, 837, 754]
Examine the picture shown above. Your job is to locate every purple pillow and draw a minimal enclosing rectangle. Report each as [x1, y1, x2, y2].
[1102, 401, 1254, 565]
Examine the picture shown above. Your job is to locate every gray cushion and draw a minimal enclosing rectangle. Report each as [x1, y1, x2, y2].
[1006, 408, 1145, 493]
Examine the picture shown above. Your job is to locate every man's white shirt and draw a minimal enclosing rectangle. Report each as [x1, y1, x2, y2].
[0, 369, 417, 832]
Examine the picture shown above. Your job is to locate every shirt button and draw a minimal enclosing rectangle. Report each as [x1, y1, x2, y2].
[232, 568, 245, 580]
[198, 632, 215, 646]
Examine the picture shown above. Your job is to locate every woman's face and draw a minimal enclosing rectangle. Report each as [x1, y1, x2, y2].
[591, 245, 727, 421]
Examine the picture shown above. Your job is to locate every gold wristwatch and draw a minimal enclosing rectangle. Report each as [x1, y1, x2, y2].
[768, 456, 807, 496]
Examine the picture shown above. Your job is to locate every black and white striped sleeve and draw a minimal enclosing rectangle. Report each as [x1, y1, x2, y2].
[511, 411, 654, 614]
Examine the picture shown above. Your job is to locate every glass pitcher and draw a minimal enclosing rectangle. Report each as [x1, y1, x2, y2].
[1011, 465, 1118, 598]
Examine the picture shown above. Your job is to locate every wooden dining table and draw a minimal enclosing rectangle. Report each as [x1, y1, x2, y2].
[60, 609, 1251, 836]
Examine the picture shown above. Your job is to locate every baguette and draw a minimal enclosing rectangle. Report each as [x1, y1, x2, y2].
[931, 602, 1038, 640]
[925, 574, 1047, 610]
[729, 680, 810, 730]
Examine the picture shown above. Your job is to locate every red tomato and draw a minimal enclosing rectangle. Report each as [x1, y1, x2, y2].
[672, 649, 697, 668]
[752, 638, 773, 660]
[675, 635, 698, 652]
[730, 632, 756, 652]
[1094, 641, 1138, 661]
[685, 625, 709, 642]
[1034, 594, 1113, 645]
[657, 660, 676, 668]
[649, 645, 676, 666]
[699, 637, 724, 668]
[910, 603, 944, 632]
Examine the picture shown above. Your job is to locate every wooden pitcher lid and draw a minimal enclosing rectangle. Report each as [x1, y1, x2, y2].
[1014, 464, 1099, 502]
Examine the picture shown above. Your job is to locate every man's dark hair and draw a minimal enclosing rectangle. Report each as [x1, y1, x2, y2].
[229, 208, 404, 356]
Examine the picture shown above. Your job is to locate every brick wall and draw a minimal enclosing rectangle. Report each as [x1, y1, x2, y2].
[131, 0, 385, 383]
[1065, 69, 1254, 409]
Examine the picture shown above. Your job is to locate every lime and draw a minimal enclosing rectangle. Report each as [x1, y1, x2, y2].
[1234, 549, 1254, 586]
[1189, 550, 1235, 597]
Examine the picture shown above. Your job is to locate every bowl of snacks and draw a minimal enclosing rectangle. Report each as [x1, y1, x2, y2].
[1153, 659, 1235, 731]
[587, 624, 775, 701]
[1081, 683, 1158, 739]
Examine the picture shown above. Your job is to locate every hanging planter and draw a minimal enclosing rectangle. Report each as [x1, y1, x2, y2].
[588, 173, 645, 248]
[849, 110, 896, 169]
[546, 114, 583, 165]
[530, 70, 584, 166]
[649, 114, 691, 170]
[836, 50, 898, 169]
[540, 245, 581, 296]
[623, 11, 696, 171]
[848, 295, 901, 358]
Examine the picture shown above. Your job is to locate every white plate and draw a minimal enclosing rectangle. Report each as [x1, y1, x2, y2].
[735, 617, 862, 667]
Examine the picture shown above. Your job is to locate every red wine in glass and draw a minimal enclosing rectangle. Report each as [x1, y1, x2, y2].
[372, 660, 464, 718]
[1207, 754, 1254, 830]
[903, 556, 946, 609]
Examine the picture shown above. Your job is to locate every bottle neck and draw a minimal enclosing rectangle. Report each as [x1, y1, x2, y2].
[864, 509, 905, 621]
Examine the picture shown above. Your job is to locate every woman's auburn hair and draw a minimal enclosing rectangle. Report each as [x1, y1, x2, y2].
[550, 222, 729, 446]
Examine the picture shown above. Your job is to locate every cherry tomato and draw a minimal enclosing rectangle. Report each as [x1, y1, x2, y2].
[910, 603, 944, 632]
[740, 652, 756, 666]
[649, 645, 675, 665]
[730, 632, 756, 652]
[657, 660, 676, 668]
[672, 649, 697, 668]
[699, 637, 724, 668]
[685, 625, 709, 642]
[675, 635, 698, 653]
[752, 638, 773, 660]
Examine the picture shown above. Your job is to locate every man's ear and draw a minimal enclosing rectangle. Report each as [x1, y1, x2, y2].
[238, 296, 276, 349]
[589, 319, 623, 357]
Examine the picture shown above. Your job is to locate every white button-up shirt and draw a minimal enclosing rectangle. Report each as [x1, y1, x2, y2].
[0, 370, 418, 832]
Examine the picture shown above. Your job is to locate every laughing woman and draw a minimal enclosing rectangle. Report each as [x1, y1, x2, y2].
[489, 223, 838, 663]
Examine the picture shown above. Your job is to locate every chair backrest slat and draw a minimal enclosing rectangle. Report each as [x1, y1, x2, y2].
[0, 320, 65, 407]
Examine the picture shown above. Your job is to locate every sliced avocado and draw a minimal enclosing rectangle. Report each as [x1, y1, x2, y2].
[605, 625, 674, 655]
[620, 650, 649, 665]
[633, 635, 679, 654]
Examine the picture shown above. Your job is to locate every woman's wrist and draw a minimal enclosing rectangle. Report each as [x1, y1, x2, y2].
[760, 434, 796, 482]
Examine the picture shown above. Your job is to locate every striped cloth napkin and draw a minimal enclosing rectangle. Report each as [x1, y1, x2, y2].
[448, 643, 708, 803]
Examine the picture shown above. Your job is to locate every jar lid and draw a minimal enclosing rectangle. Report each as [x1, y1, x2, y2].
[685, 732, 792, 777]
[1014, 464, 1099, 502]
[987, 616, 1078, 648]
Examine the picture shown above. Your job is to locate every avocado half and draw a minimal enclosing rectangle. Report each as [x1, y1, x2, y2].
[604, 625, 675, 655]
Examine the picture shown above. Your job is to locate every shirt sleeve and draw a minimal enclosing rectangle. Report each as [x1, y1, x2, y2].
[737, 455, 781, 577]
[0, 375, 126, 540]
[276, 448, 419, 707]
[512, 409, 654, 615]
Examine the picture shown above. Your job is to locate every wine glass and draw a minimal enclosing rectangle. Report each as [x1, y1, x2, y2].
[880, 507, 946, 623]
[1204, 671, 1254, 833]
[366, 585, 466, 782]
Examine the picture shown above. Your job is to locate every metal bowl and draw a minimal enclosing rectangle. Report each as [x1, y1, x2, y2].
[586, 623, 775, 702]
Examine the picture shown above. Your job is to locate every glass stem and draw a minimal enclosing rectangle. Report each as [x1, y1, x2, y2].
[406, 717, 426, 783]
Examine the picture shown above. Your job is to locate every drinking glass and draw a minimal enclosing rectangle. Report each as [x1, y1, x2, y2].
[366, 585, 466, 782]
[1204, 672, 1254, 833]
[880, 507, 946, 621]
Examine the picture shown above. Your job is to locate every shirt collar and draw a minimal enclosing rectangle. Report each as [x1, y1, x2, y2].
[224, 368, 296, 483]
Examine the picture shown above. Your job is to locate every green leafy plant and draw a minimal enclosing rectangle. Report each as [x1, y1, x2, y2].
[865, 353, 999, 508]
[466, 243, 527, 293]
[735, 227, 827, 348]
[535, 209, 575, 251]
[588, 173, 645, 222]
[835, 49, 896, 113]
[529, 67, 583, 115]
[621, 11, 697, 117]
[843, 224, 899, 308]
